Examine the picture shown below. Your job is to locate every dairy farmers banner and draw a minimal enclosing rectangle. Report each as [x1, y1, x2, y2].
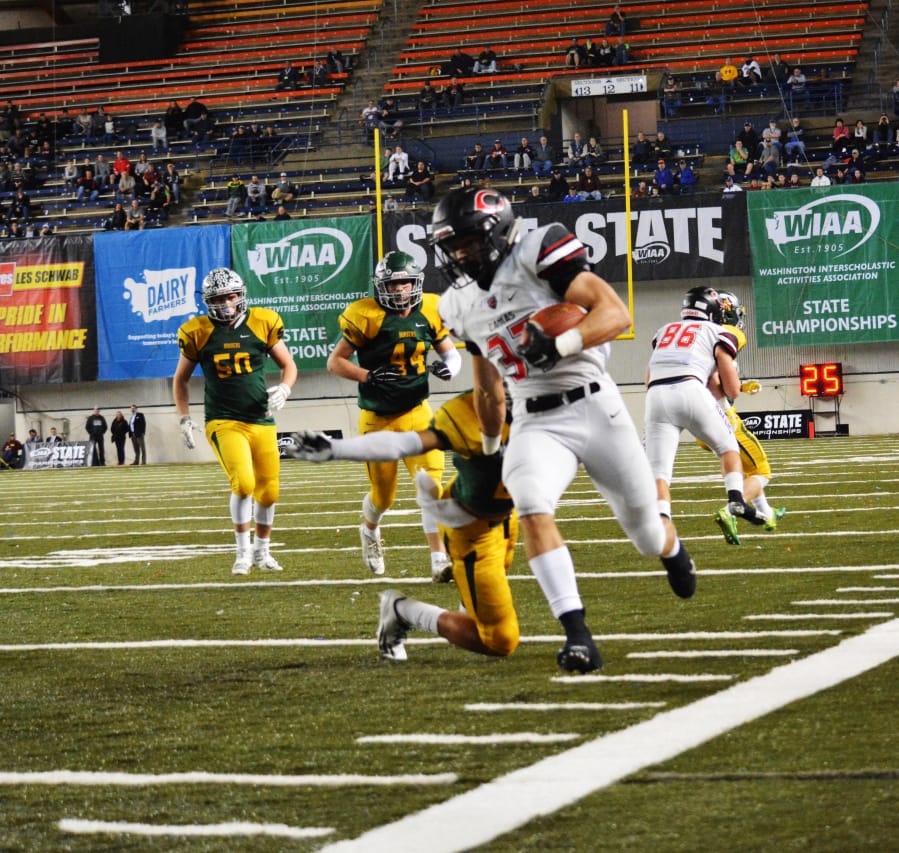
[747, 185, 898, 347]
[93, 225, 230, 379]
[383, 197, 751, 292]
[0, 235, 97, 385]
[231, 217, 373, 369]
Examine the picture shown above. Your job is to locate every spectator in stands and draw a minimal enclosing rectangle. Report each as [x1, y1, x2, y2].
[90, 106, 109, 143]
[54, 108, 74, 143]
[739, 56, 762, 88]
[606, 5, 627, 35]
[465, 141, 486, 172]
[274, 205, 292, 221]
[593, 38, 614, 67]
[826, 118, 851, 165]
[727, 139, 755, 180]
[163, 161, 181, 206]
[376, 95, 404, 138]
[787, 67, 808, 108]
[632, 131, 652, 171]
[737, 121, 759, 157]
[76, 169, 99, 205]
[439, 77, 465, 113]
[722, 175, 743, 193]
[326, 47, 347, 75]
[112, 150, 131, 185]
[567, 132, 587, 169]
[719, 57, 739, 85]
[612, 36, 629, 66]
[165, 100, 184, 140]
[661, 75, 682, 118]
[486, 139, 508, 170]
[873, 114, 894, 149]
[651, 130, 671, 160]
[532, 135, 555, 177]
[229, 125, 253, 165]
[312, 59, 330, 87]
[107, 201, 127, 231]
[77, 108, 94, 139]
[652, 158, 675, 193]
[132, 155, 151, 194]
[474, 47, 498, 75]
[576, 165, 603, 201]
[632, 180, 649, 198]
[513, 137, 535, 172]
[893, 80, 899, 117]
[93, 153, 112, 193]
[150, 120, 167, 153]
[244, 175, 266, 216]
[852, 119, 870, 150]
[675, 159, 696, 194]
[445, 47, 475, 78]
[704, 71, 729, 115]
[788, 171, 803, 189]
[760, 119, 782, 158]
[527, 184, 544, 202]
[547, 167, 569, 202]
[275, 60, 301, 92]
[271, 172, 296, 205]
[147, 182, 171, 224]
[375, 146, 392, 183]
[746, 177, 762, 191]
[182, 98, 208, 136]
[225, 174, 247, 217]
[387, 145, 410, 182]
[361, 99, 380, 134]
[584, 135, 605, 167]
[846, 147, 867, 175]
[564, 38, 587, 68]
[784, 117, 806, 160]
[116, 169, 136, 204]
[810, 166, 831, 187]
[418, 81, 437, 114]
[189, 111, 214, 144]
[125, 198, 145, 230]
[10, 184, 32, 222]
[63, 158, 79, 194]
[405, 160, 435, 202]
[562, 185, 581, 203]
[767, 53, 790, 86]
[758, 140, 780, 179]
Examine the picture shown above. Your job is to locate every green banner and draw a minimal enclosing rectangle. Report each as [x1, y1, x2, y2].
[231, 217, 373, 369]
[747, 184, 898, 347]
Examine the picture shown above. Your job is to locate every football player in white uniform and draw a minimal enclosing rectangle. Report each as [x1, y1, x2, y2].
[644, 286, 765, 541]
[431, 186, 696, 674]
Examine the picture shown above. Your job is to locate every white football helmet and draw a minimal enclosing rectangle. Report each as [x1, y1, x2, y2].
[202, 267, 247, 325]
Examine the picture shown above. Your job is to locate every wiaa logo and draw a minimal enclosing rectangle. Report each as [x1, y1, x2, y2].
[742, 415, 763, 431]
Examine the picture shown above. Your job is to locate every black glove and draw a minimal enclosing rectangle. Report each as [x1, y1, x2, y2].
[518, 321, 561, 370]
[366, 365, 404, 386]
[428, 360, 453, 381]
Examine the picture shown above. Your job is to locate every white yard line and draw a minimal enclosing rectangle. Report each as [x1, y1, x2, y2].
[357, 734, 580, 745]
[316, 618, 899, 853]
[627, 649, 798, 658]
[465, 702, 667, 712]
[59, 819, 333, 839]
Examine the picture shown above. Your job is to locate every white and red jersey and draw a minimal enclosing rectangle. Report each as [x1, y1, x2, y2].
[647, 319, 739, 386]
[439, 224, 611, 407]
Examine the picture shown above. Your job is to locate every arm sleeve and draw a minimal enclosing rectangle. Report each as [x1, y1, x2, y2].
[331, 431, 425, 462]
[437, 345, 463, 377]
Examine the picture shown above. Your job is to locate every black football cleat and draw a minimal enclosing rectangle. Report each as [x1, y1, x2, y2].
[557, 639, 602, 673]
[661, 545, 697, 599]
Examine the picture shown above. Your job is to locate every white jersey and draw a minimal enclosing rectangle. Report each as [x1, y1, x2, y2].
[647, 319, 738, 386]
[439, 224, 611, 408]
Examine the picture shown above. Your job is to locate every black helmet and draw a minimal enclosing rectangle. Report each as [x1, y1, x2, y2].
[373, 250, 424, 312]
[717, 290, 746, 329]
[681, 286, 723, 323]
[430, 187, 518, 289]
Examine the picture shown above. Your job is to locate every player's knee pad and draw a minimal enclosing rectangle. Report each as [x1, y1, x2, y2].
[504, 472, 555, 516]
[230, 493, 253, 526]
[254, 478, 279, 508]
[254, 501, 275, 526]
[479, 614, 520, 657]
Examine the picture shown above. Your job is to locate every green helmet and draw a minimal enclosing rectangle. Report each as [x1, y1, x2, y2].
[717, 290, 746, 329]
[373, 250, 424, 312]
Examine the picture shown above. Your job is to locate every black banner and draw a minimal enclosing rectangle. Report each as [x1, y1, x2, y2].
[740, 410, 812, 440]
[383, 196, 750, 294]
[22, 441, 93, 469]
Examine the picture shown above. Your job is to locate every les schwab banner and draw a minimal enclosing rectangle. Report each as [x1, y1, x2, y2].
[747, 184, 899, 347]
[0, 236, 97, 385]
[231, 217, 373, 370]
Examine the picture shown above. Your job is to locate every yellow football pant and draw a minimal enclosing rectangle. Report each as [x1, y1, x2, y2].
[359, 401, 445, 510]
[206, 420, 280, 506]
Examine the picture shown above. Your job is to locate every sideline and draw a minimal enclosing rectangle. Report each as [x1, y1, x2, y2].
[317, 618, 899, 853]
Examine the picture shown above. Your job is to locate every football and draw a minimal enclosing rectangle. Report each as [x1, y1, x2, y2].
[527, 302, 587, 337]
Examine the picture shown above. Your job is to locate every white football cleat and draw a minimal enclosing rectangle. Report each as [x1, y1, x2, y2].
[253, 551, 283, 572]
[430, 551, 453, 584]
[377, 589, 409, 661]
[231, 553, 252, 576]
[360, 524, 386, 575]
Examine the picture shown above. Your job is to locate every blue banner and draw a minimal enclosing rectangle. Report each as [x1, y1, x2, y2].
[93, 225, 231, 379]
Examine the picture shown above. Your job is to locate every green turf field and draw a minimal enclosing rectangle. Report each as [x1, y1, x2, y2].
[0, 434, 897, 852]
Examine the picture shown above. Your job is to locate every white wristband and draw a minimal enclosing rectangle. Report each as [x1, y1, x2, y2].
[480, 432, 502, 455]
[555, 328, 584, 358]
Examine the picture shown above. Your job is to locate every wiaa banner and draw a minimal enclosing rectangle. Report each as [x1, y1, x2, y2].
[22, 440, 92, 469]
[231, 217, 373, 370]
[0, 236, 97, 385]
[382, 196, 750, 293]
[93, 225, 231, 379]
[747, 184, 899, 347]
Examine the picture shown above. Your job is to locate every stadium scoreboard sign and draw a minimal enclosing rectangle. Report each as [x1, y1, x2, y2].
[571, 75, 647, 96]
[799, 362, 844, 397]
